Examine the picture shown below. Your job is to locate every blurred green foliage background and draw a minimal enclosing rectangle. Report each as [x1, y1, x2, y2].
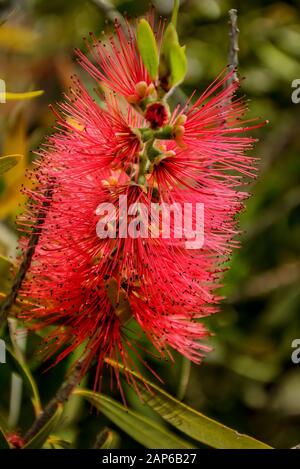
[0, 0, 300, 449]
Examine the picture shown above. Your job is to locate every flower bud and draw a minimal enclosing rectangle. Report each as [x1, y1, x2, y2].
[174, 114, 187, 126]
[173, 125, 185, 138]
[145, 102, 169, 129]
[126, 94, 140, 105]
[135, 81, 148, 98]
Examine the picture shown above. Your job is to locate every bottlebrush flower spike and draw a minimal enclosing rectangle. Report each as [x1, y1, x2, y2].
[76, 15, 163, 104]
[16, 6, 265, 393]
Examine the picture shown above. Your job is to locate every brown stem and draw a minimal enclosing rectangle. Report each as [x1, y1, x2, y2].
[0, 185, 53, 331]
[23, 358, 86, 443]
[227, 8, 239, 86]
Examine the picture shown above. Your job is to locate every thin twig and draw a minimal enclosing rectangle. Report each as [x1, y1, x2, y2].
[227, 9, 239, 86]
[23, 358, 86, 443]
[89, 0, 124, 25]
[0, 185, 53, 331]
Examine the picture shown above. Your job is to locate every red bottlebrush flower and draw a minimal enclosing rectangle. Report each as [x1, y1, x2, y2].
[17, 11, 264, 393]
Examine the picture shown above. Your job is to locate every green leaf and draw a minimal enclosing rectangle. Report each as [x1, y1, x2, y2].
[6, 346, 42, 417]
[169, 43, 187, 87]
[137, 19, 159, 80]
[0, 154, 23, 175]
[159, 23, 187, 89]
[0, 427, 10, 449]
[75, 390, 196, 449]
[23, 405, 64, 449]
[161, 23, 179, 59]
[105, 360, 272, 449]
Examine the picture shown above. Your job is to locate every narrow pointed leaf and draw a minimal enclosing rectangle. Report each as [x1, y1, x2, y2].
[169, 44, 187, 86]
[161, 23, 179, 59]
[0, 154, 23, 175]
[76, 390, 196, 449]
[6, 346, 42, 417]
[106, 360, 272, 449]
[159, 23, 187, 90]
[23, 404, 63, 449]
[137, 19, 159, 79]
[4, 90, 44, 100]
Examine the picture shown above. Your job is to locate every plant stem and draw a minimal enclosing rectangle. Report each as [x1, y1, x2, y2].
[89, 0, 124, 25]
[227, 9, 239, 85]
